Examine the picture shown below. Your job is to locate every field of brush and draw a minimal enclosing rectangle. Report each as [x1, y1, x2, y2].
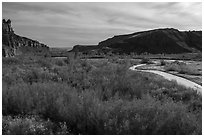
[2, 54, 202, 135]
[137, 58, 202, 85]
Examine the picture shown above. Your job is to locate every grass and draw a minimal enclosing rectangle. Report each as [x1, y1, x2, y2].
[2, 55, 202, 135]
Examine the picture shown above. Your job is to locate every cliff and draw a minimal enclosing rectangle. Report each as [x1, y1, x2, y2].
[70, 28, 202, 54]
[2, 19, 49, 57]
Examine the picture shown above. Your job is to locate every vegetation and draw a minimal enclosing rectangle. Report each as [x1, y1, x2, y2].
[160, 60, 166, 66]
[2, 115, 69, 135]
[2, 54, 202, 135]
[164, 61, 201, 75]
[140, 58, 152, 64]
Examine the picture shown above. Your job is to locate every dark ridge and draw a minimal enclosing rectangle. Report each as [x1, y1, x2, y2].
[70, 28, 202, 55]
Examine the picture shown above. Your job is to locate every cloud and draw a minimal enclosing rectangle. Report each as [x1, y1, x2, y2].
[2, 2, 202, 47]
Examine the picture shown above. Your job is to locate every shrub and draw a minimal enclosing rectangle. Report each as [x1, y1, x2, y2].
[2, 67, 25, 85]
[2, 79, 202, 135]
[101, 95, 201, 135]
[140, 58, 151, 64]
[63, 57, 70, 64]
[3, 82, 76, 116]
[80, 60, 92, 73]
[160, 60, 166, 66]
[164, 61, 201, 75]
[2, 57, 21, 65]
[2, 115, 69, 135]
[23, 69, 40, 84]
[2, 57, 202, 135]
[54, 59, 65, 66]
[37, 58, 52, 69]
[64, 54, 76, 65]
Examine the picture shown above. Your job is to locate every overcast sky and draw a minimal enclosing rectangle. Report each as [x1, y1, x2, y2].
[2, 2, 202, 48]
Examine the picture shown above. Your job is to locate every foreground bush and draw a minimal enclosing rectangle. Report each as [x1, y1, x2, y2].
[2, 115, 69, 135]
[2, 57, 202, 135]
[2, 57, 21, 65]
[2, 82, 201, 135]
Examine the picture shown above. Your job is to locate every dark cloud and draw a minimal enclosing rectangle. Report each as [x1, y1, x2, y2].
[2, 2, 202, 47]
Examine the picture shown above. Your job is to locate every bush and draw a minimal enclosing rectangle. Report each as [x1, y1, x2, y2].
[37, 58, 52, 69]
[140, 58, 151, 64]
[2, 57, 21, 65]
[64, 54, 76, 65]
[101, 95, 201, 135]
[3, 82, 77, 116]
[63, 57, 70, 64]
[3, 81, 201, 134]
[164, 61, 201, 75]
[2, 67, 25, 85]
[2, 57, 202, 134]
[2, 115, 69, 135]
[54, 59, 65, 66]
[160, 60, 166, 66]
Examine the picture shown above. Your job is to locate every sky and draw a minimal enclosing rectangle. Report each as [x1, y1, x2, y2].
[2, 2, 202, 48]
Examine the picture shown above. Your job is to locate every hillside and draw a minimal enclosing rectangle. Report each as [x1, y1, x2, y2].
[2, 19, 49, 57]
[71, 28, 202, 54]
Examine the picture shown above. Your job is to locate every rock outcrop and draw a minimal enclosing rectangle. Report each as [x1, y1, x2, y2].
[2, 19, 49, 57]
[70, 28, 202, 54]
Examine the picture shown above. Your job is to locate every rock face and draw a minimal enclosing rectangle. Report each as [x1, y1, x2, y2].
[71, 28, 202, 54]
[2, 19, 49, 57]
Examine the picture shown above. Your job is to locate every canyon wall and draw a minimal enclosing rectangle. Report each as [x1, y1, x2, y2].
[2, 19, 49, 57]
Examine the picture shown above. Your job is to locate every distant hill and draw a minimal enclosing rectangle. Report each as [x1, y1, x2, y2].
[71, 45, 98, 52]
[70, 28, 202, 54]
[2, 19, 49, 57]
